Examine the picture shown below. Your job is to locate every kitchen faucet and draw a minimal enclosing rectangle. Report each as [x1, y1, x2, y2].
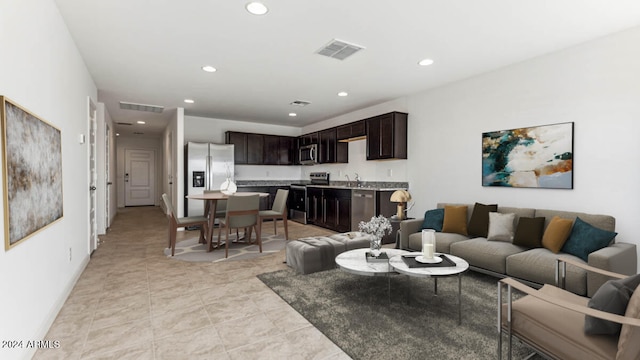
[345, 174, 351, 187]
[355, 173, 362, 187]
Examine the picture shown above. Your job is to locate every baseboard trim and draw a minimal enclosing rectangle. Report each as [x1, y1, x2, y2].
[24, 254, 91, 359]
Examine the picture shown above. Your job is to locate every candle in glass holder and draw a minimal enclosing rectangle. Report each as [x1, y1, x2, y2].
[421, 229, 436, 259]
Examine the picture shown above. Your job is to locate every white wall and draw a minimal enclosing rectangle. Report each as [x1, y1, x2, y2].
[304, 26, 640, 262]
[0, 1, 98, 359]
[402, 27, 640, 259]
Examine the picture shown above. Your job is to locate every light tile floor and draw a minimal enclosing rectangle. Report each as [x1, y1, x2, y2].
[34, 206, 352, 360]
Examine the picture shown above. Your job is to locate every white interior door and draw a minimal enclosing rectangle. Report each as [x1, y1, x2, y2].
[124, 149, 156, 206]
[105, 124, 112, 228]
[88, 97, 98, 252]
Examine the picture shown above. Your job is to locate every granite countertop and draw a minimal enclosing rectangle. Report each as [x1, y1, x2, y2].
[236, 180, 408, 191]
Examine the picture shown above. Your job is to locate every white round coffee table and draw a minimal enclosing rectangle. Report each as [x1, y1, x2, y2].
[335, 248, 410, 276]
[389, 252, 469, 324]
[335, 248, 410, 304]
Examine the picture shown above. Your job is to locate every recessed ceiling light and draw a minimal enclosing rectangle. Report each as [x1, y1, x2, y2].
[116, 133, 120, 136]
[289, 113, 297, 117]
[337, 91, 348, 97]
[137, 121, 145, 124]
[418, 58, 434, 66]
[246, 2, 268, 15]
[184, 99, 194, 104]
[202, 65, 216, 72]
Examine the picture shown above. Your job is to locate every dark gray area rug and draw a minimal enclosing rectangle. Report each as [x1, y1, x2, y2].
[258, 268, 542, 360]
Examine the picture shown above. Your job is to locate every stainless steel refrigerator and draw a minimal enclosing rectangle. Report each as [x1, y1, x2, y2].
[184, 142, 234, 216]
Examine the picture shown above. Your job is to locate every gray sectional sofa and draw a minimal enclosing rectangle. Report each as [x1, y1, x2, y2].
[399, 203, 637, 297]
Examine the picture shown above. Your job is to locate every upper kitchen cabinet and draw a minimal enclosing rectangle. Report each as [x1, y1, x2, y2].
[225, 131, 295, 165]
[319, 128, 348, 164]
[278, 136, 295, 165]
[299, 132, 318, 146]
[337, 120, 366, 141]
[247, 133, 264, 164]
[263, 135, 280, 165]
[366, 112, 408, 160]
[225, 131, 248, 164]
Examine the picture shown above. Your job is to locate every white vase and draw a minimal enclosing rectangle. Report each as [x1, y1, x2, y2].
[220, 178, 237, 195]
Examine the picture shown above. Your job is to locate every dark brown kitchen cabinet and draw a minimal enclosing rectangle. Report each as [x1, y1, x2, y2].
[337, 120, 366, 141]
[226, 131, 295, 165]
[247, 133, 264, 164]
[318, 128, 348, 164]
[263, 135, 280, 165]
[366, 112, 408, 160]
[225, 131, 248, 164]
[299, 132, 318, 146]
[278, 136, 294, 165]
[306, 187, 323, 225]
[306, 187, 351, 232]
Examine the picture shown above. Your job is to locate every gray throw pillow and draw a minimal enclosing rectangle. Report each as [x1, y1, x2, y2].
[585, 274, 640, 335]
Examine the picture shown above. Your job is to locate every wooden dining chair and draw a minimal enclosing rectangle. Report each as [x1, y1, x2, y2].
[258, 189, 289, 240]
[217, 194, 261, 258]
[161, 193, 209, 256]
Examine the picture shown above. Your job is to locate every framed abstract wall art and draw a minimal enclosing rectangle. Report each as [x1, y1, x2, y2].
[482, 122, 573, 189]
[1, 96, 63, 250]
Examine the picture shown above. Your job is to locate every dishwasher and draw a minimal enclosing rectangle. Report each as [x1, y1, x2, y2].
[351, 189, 376, 231]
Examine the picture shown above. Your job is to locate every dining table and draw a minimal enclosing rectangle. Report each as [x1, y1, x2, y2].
[186, 191, 269, 252]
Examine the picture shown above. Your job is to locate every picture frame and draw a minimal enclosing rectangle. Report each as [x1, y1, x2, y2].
[1, 96, 63, 250]
[482, 122, 573, 189]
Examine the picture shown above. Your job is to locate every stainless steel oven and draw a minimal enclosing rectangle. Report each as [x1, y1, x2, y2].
[289, 172, 330, 224]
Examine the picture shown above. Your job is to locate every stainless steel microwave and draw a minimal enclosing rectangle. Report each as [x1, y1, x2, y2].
[299, 144, 318, 165]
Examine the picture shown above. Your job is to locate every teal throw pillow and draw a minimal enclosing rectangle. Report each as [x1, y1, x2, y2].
[561, 217, 617, 262]
[422, 208, 444, 232]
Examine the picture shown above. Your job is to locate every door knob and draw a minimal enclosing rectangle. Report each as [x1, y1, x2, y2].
[89, 186, 97, 191]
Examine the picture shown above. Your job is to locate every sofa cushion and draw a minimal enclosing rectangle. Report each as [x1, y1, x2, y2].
[535, 209, 616, 232]
[487, 212, 515, 242]
[561, 217, 618, 262]
[450, 238, 525, 274]
[407, 231, 469, 253]
[507, 284, 618, 360]
[506, 248, 588, 295]
[442, 205, 468, 236]
[585, 274, 640, 335]
[541, 216, 574, 253]
[421, 208, 444, 231]
[617, 287, 640, 360]
[513, 217, 545, 248]
[467, 202, 497, 237]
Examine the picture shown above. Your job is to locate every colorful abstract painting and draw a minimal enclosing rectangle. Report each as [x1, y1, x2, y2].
[482, 122, 573, 189]
[1, 97, 63, 250]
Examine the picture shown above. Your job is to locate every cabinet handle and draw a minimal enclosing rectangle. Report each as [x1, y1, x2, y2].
[336, 199, 339, 221]
[323, 198, 327, 222]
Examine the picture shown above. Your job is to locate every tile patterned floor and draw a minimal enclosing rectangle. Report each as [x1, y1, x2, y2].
[34, 206, 352, 360]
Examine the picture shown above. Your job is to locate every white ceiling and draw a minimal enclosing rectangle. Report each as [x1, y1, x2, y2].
[54, 0, 640, 137]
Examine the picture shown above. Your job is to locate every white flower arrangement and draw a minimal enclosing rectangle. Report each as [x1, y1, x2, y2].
[358, 215, 392, 239]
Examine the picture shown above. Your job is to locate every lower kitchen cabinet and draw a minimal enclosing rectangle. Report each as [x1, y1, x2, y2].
[307, 187, 351, 232]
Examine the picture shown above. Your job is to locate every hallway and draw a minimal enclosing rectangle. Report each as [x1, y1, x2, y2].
[35, 206, 349, 359]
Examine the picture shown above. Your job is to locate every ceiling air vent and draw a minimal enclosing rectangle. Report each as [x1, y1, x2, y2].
[290, 100, 311, 107]
[116, 122, 133, 126]
[119, 101, 164, 113]
[316, 39, 365, 60]
[133, 132, 144, 135]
